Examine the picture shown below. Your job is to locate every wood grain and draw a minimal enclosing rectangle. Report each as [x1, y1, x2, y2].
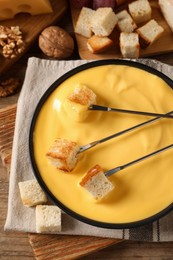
[71, 0, 173, 60]
[0, 0, 68, 76]
[29, 234, 120, 260]
[0, 104, 121, 260]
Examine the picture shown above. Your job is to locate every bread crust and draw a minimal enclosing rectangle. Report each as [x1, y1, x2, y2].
[18, 179, 47, 207]
[136, 19, 164, 48]
[120, 32, 140, 58]
[46, 138, 79, 172]
[87, 35, 113, 53]
[68, 85, 96, 105]
[80, 164, 102, 186]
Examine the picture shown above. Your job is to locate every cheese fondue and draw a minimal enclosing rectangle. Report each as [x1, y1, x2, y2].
[33, 64, 173, 224]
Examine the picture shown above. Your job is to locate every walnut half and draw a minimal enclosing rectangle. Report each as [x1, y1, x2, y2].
[0, 25, 25, 59]
[39, 26, 74, 59]
[0, 77, 21, 97]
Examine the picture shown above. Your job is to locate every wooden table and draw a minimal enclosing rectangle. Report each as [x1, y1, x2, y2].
[1, 11, 173, 260]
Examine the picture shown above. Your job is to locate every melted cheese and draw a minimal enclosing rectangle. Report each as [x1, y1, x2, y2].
[33, 65, 173, 224]
[0, 0, 52, 21]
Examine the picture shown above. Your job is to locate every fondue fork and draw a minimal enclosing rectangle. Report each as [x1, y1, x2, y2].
[89, 105, 173, 119]
[79, 110, 173, 153]
[104, 143, 173, 177]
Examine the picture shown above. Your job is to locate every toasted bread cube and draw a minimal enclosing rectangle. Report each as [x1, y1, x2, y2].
[18, 179, 47, 207]
[136, 19, 164, 48]
[46, 138, 80, 172]
[63, 84, 97, 122]
[116, 10, 137, 33]
[36, 205, 61, 233]
[87, 35, 113, 53]
[91, 7, 118, 36]
[120, 32, 140, 58]
[75, 7, 95, 38]
[128, 0, 152, 24]
[80, 164, 114, 199]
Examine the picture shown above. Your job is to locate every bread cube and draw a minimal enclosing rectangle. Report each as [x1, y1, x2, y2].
[63, 84, 97, 122]
[18, 179, 47, 207]
[75, 7, 95, 38]
[116, 10, 137, 33]
[136, 19, 164, 48]
[91, 7, 118, 36]
[46, 138, 80, 172]
[36, 205, 61, 233]
[87, 35, 113, 53]
[128, 0, 152, 24]
[80, 164, 114, 199]
[120, 32, 140, 58]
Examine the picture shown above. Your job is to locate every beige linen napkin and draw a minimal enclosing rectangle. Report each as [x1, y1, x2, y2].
[4, 57, 173, 241]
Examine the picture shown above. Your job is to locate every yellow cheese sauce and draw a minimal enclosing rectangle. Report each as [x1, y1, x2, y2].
[33, 65, 173, 224]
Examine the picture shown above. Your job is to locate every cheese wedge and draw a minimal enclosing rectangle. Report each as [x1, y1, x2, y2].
[0, 0, 53, 21]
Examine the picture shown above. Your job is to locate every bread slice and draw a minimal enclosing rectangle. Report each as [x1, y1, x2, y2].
[75, 7, 95, 38]
[116, 10, 137, 33]
[136, 19, 164, 48]
[63, 83, 97, 122]
[91, 7, 118, 36]
[46, 138, 80, 172]
[120, 32, 140, 58]
[80, 164, 114, 200]
[87, 35, 113, 53]
[36, 205, 61, 233]
[18, 179, 47, 207]
[159, 0, 173, 32]
[128, 0, 152, 24]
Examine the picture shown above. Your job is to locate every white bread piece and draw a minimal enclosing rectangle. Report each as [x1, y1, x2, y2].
[120, 32, 140, 58]
[91, 8, 118, 36]
[36, 205, 61, 233]
[116, 10, 137, 33]
[64, 84, 97, 122]
[46, 138, 80, 172]
[80, 164, 114, 200]
[87, 35, 113, 53]
[18, 179, 47, 207]
[136, 19, 164, 48]
[128, 0, 152, 24]
[159, 0, 173, 32]
[75, 7, 95, 38]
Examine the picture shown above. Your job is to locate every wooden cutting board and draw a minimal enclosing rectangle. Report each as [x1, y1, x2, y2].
[0, 0, 68, 76]
[0, 104, 121, 259]
[70, 0, 173, 60]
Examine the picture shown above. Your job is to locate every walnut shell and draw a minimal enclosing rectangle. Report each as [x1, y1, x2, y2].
[39, 26, 74, 59]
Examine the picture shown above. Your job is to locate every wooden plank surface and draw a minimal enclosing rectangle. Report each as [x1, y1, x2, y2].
[0, 104, 121, 260]
[71, 0, 173, 60]
[0, 0, 68, 76]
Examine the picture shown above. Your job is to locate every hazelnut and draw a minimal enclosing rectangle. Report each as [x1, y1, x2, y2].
[39, 26, 74, 59]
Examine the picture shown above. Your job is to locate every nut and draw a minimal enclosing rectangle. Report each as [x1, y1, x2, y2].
[39, 26, 74, 59]
[0, 25, 25, 59]
[0, 77, 21, 97]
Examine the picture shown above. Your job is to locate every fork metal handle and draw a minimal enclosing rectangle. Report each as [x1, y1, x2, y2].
[89, 105, 173, 119]
[79, 110, 173, 153]
[105, 143, 173, 177]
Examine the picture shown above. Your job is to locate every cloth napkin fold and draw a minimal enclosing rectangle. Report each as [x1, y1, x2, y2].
[4, 57, 173, 242]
